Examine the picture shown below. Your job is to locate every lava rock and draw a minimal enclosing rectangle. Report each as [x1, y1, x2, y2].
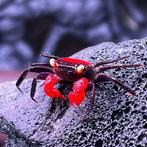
[0, 38, 147, 146]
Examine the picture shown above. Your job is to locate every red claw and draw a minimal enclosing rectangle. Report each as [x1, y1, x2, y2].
[44, 74, 65, 99]
[68, 78, 89, 106]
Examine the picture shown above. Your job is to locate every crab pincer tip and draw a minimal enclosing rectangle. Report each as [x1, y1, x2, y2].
[32, 99, 38, 103]
[61, 95, 65, 99]
[17, 87, 23, 94]
[140, 64, 145, 68]
[126, 92, 136, 96]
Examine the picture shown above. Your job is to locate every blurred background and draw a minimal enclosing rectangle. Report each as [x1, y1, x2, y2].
[0, 0, 147, 82]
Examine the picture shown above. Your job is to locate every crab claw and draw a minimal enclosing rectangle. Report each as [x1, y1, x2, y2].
[68, 90, 85, 106]
[68, 78, 89, 106]
[44, 74, 65, 99]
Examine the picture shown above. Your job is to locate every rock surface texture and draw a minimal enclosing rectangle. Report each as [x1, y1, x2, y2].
[0, 38, 147, 146]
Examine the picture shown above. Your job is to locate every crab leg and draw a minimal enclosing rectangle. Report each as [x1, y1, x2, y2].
[96, 74, 136, 95]
[87, 81, 95, 111]
[68, 78, 89, 106]
[0, 132, 7, 147]
[40, 53, 59, 59]
[96, 63, 143, 73]
[80, 81, 95, 121]
[30, 72, 49, 102]
[31, 63, 51, 67]
[16, 66, 54, 92]
[95, 56, 129, 67]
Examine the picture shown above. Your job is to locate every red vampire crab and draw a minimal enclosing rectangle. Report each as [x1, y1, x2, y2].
[16, 53, 143, 118]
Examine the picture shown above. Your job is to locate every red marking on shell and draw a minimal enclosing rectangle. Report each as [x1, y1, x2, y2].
[61, 57, 92, 66]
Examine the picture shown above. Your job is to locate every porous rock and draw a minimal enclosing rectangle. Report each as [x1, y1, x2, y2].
[0, 38, 147, 146]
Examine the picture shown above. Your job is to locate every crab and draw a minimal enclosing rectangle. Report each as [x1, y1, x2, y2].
[16, 53, 143, 116]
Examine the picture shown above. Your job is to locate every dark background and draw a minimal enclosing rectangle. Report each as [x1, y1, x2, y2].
[0, 0, 147, 81]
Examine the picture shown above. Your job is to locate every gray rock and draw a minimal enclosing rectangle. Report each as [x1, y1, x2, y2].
[0, 38, 147, 146]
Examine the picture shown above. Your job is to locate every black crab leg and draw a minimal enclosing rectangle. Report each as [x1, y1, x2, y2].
[96, 63, 143, 73]
[96, 74, 136, 95]
[94, 56, 129, 67]
[31, 53, 59, 67]
[87, 81, 95, 113]
[40, 53, 59, 59]
[0, 132, 7, 147]
[16, 66, 54, 93]
[82, 81, 95, 121]
[31, 63, 51, 67]
[30, 72, 49, 102]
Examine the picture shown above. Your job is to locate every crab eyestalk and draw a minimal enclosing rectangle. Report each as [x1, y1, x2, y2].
[76, 64, 85, 74]
[49, 58, 56, 68]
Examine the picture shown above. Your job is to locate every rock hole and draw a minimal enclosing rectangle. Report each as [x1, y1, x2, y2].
[81, 131, 86, 138]
[115, 139, 119, 145]
[95, 139, 103, 147]
[138, 133, 147, 142]
[143, 123, 147, 129]
[124, 106, 131, 114]
[113, 85, 118, 91]
[111, 121, 117, 128]
[141, 106, 146, 111]
[143, 114, 147, 120]
[142, 73, 147, 78]
[136, 145, 142, 147]
[111, 109, 123, 120]
[136, 77, 143, 83]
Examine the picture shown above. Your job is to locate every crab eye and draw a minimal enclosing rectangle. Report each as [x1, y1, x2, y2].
[49, 58, 56, 67]
[76, 64, 85, 74]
